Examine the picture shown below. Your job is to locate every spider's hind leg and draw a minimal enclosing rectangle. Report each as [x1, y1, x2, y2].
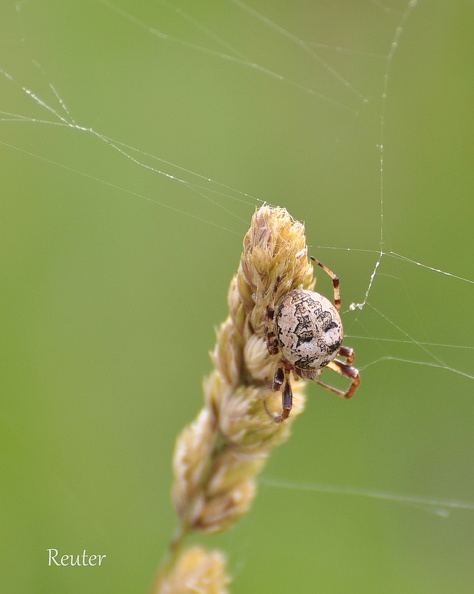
[314, 357, 360, 400]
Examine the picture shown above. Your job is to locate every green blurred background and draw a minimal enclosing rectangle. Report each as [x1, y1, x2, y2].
[1, 1, 473, 592]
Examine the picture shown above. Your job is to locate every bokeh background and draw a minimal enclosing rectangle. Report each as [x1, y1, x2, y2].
[1, 1, 473, 592]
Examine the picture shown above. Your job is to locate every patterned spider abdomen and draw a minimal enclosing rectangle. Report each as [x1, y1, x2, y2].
[275, 289, 343, 370]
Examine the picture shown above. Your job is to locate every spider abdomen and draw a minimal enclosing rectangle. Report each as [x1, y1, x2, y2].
[275, 289, 343, 370]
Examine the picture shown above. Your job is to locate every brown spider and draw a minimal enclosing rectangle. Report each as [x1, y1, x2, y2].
[264, 257, 360, 423]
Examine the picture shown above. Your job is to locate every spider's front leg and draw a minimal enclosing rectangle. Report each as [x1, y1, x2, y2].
[264, 275, 283, 357]
[266, 362, 293, 424]
[264, 304, 279, 356]
[263, 275, 294, 423]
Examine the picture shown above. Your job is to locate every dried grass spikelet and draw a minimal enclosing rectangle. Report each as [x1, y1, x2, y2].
[158, 546, 230, 594]
[156, 206, 315, 592]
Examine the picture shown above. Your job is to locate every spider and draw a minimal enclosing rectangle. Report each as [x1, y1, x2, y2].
[264, 257, 360, 423]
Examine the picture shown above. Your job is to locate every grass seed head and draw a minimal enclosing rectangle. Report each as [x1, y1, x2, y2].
[171, 206, 313, 536]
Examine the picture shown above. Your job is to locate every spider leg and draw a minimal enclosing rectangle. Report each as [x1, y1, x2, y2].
[338, 345, 355, 365]
[314, 359, 360, 399]
[264, 276, 282, 356]
[280, 377, 293, 420]
[310, 256, 341, 311]
[264, 364, 293, 423]
[265, 305, 279, 356]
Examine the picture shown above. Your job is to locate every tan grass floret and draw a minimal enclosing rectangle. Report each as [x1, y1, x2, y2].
[158, 546, 230, 594]
[154, 206, 315, 593]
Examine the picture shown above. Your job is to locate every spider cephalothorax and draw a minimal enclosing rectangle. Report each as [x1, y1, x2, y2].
[264, 257, 360, 423]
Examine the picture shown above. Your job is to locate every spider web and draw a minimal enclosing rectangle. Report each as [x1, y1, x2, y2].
[1, 1, 473, 593]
